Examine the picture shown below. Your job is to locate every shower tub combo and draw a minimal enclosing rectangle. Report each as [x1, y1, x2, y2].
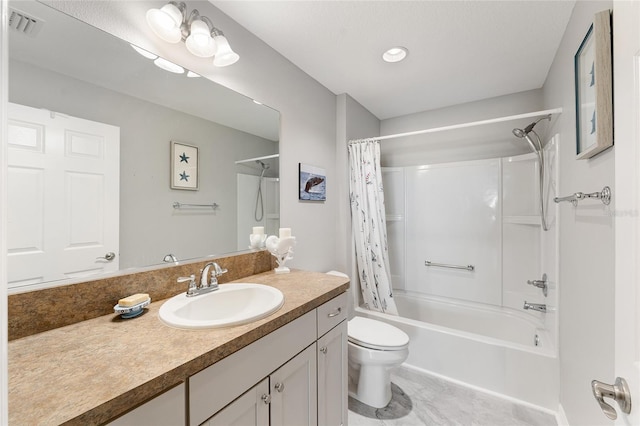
[365, 134, 560, 411]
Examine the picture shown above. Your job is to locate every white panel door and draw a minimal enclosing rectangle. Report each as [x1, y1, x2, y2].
[270, 344, 318, 426]
[7, 103, 119, 289]
[613, 2, 640, 424]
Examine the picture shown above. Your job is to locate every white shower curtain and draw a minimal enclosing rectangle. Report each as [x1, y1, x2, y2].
[348, 140, 398, 315]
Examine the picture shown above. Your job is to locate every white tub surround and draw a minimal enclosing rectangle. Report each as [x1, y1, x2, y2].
[357, 292, 558, 410]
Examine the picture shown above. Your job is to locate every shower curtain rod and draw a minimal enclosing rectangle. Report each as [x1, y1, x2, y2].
[348, 108, 562, 144]
[235, 153, 279, 165]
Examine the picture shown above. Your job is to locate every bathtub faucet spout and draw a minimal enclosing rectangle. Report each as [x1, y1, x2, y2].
[523, 301, 546, 313]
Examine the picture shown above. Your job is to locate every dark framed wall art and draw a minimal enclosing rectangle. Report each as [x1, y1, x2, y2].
[298, 163, 326, 201]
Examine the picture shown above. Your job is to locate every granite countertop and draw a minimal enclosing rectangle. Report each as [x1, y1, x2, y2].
[8, 269, 349, 425]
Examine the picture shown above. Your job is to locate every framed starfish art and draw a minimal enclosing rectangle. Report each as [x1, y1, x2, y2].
[170, 141, 199, 190]
[574, 9, 612, 160]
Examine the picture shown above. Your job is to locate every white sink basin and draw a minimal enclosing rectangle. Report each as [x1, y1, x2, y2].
[159, 283, 284, 329]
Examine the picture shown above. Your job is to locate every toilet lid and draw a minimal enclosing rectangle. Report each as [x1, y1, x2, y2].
[348, 317, 409, 351]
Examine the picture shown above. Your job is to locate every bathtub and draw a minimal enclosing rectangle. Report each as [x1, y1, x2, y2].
[355, 291, 559, 410]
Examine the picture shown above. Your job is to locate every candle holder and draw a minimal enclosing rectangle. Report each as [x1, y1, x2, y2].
[265, 235, 296, 274]
[249, 233, 267, 249]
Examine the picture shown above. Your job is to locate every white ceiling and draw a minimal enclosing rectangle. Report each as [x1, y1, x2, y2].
[212, 0, 576, 120]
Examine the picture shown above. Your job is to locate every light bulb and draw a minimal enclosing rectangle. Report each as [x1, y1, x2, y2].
[212, 34, 239, 67]
[185, 19, 216, 57]
[146, 3, 183, 43]
[382, 46, 408, 63]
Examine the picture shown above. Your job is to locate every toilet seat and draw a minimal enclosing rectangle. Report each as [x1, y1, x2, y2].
[348, 317, 409, 351]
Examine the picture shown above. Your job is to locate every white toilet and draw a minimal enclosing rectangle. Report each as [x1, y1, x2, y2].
[325, 271, 410, 408]
[347, 316, 410, 408]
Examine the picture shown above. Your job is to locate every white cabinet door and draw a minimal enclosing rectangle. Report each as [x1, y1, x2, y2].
[207, 379, 269, 426]
[270, 344, 318, 426]
[317, 321, 348, 426]
[108, 383, 185, 426]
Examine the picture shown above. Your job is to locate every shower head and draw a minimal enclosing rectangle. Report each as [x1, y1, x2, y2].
[512, 114, 551, 154]
[512, 114, 551, 139]
[512, 128, 527, 138]
[256, 160, 270, 170]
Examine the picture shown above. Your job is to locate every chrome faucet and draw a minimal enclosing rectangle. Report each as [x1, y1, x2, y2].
[199, 262, 228, 290]
[177, 262, 228, 297]
[163, 253, 178, 263]
[523, 301, 547, 313]
[177, 274, 198, 296]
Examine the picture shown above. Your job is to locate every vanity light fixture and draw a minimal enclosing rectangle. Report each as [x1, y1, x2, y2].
[146, 1, 239, 67]
[382, 46, 408, 63]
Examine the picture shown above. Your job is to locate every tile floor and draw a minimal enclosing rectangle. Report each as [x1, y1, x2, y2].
[348, 366, 557, 426]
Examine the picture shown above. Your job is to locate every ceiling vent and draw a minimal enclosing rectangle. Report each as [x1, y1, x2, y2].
[8, 8, 43, 37]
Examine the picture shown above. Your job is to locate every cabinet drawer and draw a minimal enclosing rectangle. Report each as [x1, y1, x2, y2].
[108, 383, 185, 426]
[317, 293, 347, 337]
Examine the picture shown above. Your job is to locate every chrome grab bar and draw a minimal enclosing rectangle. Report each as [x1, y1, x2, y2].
[554, 186, 611, 206]
[173, 202, 219, 209]
[425, 261, 475, 272]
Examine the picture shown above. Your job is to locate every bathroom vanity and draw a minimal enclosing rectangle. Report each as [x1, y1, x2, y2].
[8, 267, 349, 425]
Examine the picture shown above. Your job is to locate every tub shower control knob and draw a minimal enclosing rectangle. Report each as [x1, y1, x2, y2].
[527, 273, 548, 297]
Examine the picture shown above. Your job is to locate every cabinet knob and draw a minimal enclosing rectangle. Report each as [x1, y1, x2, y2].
[261, 394, 271, 404]
[275, 382, 285, 393]
[320, 346, 328, 354]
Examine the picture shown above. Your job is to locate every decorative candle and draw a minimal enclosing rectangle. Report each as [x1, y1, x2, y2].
[279, 228, 292, 239]
[253, 226, 264, 235]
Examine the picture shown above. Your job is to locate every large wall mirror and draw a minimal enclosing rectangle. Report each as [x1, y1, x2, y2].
[7, 1, 280, 292]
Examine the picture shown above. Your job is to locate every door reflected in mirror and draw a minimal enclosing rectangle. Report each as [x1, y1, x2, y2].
[7, 1, 280, 292]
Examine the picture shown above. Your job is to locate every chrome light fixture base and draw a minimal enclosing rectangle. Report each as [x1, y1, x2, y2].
[146, 1, 239, 67]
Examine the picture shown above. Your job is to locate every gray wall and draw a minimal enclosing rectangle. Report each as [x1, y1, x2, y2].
[45, 0, 338, 272]
[542, 1, 615, 424]
[10, 60, 277, 268]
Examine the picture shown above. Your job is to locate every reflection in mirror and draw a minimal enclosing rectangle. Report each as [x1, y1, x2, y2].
[7, 1, 280, 292]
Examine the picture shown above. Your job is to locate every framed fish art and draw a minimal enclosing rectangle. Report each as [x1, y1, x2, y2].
[299, 163, 326, 201]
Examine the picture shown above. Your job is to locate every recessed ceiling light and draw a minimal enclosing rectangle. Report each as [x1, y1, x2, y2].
[153, 57, 184, 74]
[383, 46, 408, 63]
[130, 44, 158, 60]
